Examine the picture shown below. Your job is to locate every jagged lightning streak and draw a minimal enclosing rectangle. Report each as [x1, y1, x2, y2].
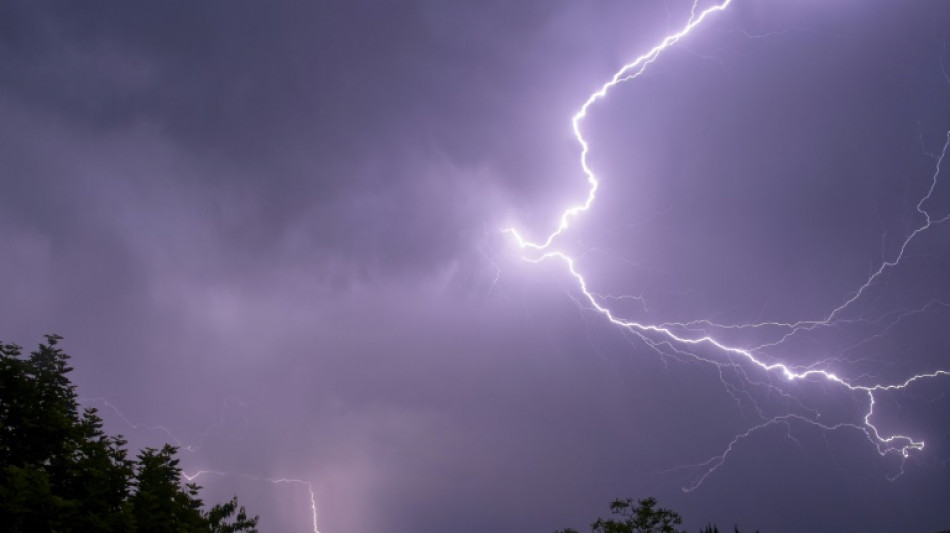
[81, 396, 249, 453]
[505, 0, 950, 490]
[80, 397, 321, 532]
[183, 470, 321, 533]
[505, 0, 733, 252]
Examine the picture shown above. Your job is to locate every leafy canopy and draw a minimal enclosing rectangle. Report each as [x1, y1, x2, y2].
[555, 497, 765, 533]
[0, 335, 258, 533]
[556, 497, 685, 533]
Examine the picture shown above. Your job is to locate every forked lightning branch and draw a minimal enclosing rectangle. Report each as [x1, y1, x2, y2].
[504, 0, 950, 490]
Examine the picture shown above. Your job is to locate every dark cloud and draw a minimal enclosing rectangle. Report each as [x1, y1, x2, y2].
[3, 1, 950, 532]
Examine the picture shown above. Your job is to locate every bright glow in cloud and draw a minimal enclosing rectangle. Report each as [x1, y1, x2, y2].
[506, 0, 950, 491]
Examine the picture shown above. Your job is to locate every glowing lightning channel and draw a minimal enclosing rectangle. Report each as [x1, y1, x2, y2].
[505, 0, 950, 490]
[183, 471, 321, 533]
[504, 0, 733, 252]
[81, 397, 321, 532]
[81, 396, 249, 453]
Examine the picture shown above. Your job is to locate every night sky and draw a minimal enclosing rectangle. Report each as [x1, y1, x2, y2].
[3, 1, 950, 532]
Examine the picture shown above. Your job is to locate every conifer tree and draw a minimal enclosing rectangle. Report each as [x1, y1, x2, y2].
[0, 335, 258, 532]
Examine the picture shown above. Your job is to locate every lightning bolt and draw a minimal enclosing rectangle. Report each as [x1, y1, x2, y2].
[183, 470, 321, 533]
[505, 0, 734, 252]
[505, 0, 950, 490]
[81, 396, 249, 453]
[80, 397, 321, 532]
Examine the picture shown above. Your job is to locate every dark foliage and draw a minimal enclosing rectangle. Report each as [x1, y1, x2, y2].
[556, 497, 761, 533]
[700, 526, 756, 533]
[0, 335, 258, 533]
[555, 496, 686, 533]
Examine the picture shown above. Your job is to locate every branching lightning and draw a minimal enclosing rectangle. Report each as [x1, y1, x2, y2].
[183, 470, 321, 533]
[82, 396, 249, 453]
[506, 0, 735, 253]
[80, 397, 321, 532]
[505, 0, 950, 490]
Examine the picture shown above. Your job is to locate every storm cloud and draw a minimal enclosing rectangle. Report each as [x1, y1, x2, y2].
[3, 1, 950, 532]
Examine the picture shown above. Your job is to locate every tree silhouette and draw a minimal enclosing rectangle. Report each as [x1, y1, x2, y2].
[0, 335, 257, 532]
[131, 445, 206, 533]
[700, 526, 756, 533]
[556, 497, 763, 533]
[556, 496, 686, 533]
[206, 496, 261, 533]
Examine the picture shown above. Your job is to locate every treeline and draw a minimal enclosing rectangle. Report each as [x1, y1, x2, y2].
[554, 496, 760, 533]
[0, 335, 257, 533]
[556, 490, 950, 533]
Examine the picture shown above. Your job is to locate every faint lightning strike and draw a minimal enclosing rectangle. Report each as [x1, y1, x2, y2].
[184, 470, 321, 533]
[505, 0, 950, 489]
[824, 129, 950, 323]
[80, 396, 249, 453]
[81, 397, 321, 532]
[80, 396, 189, 449]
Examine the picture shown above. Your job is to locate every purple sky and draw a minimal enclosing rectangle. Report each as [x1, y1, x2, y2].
[3, 1, 950, 532]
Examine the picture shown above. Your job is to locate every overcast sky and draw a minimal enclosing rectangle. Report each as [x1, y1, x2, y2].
[3, 1, 950, 532]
